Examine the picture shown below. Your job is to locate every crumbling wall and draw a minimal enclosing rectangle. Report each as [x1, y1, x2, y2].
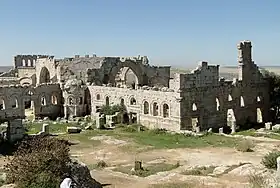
[33, 83, 63, 119]
[179, 41, 270, 131]
[88, 85, 181, 131]
[36, 56, 57, 85]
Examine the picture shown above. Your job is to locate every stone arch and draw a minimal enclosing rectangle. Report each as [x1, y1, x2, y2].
[19, 77, 33, 86]
[162, 103, 169, 118]
[152, 102, 159, 116]
[23, 88, 35, 98]
[143, 101, 149, 114]
[67, 96, 74, 105]
[130, 97, 137, 105]
[192, 103, 197, 111]
[107, 60, 144, 86]
[39, 67, 51, 84]
[216, 98, 220, 111]
[240, 96, 245, 107]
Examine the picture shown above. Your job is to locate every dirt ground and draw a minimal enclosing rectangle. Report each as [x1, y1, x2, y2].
[67, 135, 280, 188]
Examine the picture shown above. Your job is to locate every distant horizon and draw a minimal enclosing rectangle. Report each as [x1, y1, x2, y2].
[1, 1, 279, 67]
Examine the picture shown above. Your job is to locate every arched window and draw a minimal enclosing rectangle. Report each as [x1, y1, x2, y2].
[105, 96, 109, 106]
[216, 98, 220, 111]
[192, 103, 197, 111]
[120, 98, 125, 106]
[228, 94, 233, 101]
[153, 102, 158, 116]
[240, 96, 245, 107]
[163, 103, 169, 118]
[257, 96, 261, 102]
[22, 59, 26, 67]
[11, 98, 18, 109]
[0, 98, 5, 110]
[51, 95, 58, 105]
[143, 101, 149, 114]
[68, 97, 74, 105]
[96, 94, 100, 100]
[130, 97, 136, 105]
[41, 96, 46, 106]
[27, 59, 31, 67]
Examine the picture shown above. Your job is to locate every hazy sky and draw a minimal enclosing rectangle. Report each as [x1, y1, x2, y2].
[0, 0, 279, 67]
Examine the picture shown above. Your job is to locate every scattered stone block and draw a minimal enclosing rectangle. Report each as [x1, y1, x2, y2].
[272, 124, 280, 131]
[219, 127, 223, 134]
[208, 128, 213, 133]
[67, 127, 82, 134]
[195, 126, 200, 133]
[265, 122, 272, 130]
[43, 117, 49, 121]
[85, 125, 92, 130]
[42, 123, 49, 134]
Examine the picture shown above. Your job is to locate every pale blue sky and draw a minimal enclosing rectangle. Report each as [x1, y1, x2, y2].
[0, 0, 279, 67]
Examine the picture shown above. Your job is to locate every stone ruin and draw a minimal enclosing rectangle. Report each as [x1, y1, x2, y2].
[0, 40, 271, 142]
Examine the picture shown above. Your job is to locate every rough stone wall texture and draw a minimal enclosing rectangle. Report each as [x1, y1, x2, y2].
[88, 86, 181, 131]
[178, 41, 269, 131]
[35, 56, 57, 85]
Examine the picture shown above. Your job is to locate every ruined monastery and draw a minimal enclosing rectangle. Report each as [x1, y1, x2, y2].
[0, 40, 270, 142]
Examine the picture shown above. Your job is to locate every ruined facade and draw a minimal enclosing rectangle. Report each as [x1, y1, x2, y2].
[0, 40, 270, 141]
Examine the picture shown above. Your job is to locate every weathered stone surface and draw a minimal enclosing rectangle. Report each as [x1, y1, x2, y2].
[265, 122, 272, 130]
[66, 161, 102, 188]
[272, 124, 280, 131]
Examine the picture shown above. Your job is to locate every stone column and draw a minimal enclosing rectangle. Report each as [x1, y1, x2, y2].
[7, 119, 24, 143]
[64, 106, 68, 119]
[42, 123, 49, 134]
[231, 122, 236, 134]
[219, 127, 224, 134]
[30, 101, 34, 109]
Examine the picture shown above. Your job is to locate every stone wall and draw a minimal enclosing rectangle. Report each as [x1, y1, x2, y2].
[88, 86, 182, 131]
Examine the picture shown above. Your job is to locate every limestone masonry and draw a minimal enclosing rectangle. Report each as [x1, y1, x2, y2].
[0, 40, 270, 141]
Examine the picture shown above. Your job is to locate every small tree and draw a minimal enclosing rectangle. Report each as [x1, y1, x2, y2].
[100, 104, 125, 115]
[5, 135, 71, 188]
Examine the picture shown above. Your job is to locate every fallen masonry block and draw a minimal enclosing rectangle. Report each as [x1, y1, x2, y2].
[67, 126, 82, 134]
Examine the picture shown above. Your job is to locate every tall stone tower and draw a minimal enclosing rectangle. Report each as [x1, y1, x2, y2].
[237, 40, 254, 82]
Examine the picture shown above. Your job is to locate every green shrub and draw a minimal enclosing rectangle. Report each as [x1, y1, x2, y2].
[149, 128, 168, 135]
[5, 135, 71, 188]
[100, 104, 125, 115]
[236, 139, 254, 152]
[261, 150, 280, 169]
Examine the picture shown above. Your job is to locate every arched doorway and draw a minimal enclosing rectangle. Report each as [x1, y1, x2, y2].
[115, 67, 139, 89]
[39, 67, 50, 84]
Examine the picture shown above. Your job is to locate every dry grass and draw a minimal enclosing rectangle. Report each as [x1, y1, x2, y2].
[182, 166, 216, 176]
